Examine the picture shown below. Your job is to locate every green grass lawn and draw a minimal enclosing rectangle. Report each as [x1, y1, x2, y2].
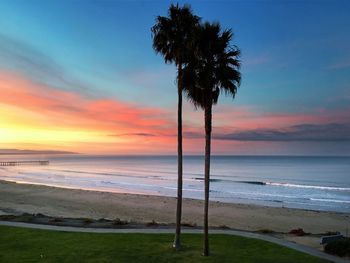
[0, 225, 329, 262]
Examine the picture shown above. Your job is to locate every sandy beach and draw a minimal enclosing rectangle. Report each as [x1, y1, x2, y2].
[1, 179, 349, 236]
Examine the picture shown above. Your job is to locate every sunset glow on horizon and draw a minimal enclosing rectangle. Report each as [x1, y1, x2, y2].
[0, 1, 349, 155]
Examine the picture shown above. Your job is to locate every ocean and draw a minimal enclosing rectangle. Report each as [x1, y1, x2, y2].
[0, 155, 349, 213]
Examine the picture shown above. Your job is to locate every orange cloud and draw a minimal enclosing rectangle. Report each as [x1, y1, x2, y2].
[0, 71, 177, 153]
[1, 71, 348, 155]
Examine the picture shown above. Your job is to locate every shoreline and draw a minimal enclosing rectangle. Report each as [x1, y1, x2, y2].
[1, 178, 349, 216]
[1, 179, 349, 234]
[1, 155, 349, 215]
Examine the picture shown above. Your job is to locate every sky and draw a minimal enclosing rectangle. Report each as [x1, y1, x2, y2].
[0, 0, 349, 155]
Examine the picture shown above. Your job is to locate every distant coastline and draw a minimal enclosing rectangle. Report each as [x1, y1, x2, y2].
[0, 149, 78, 155]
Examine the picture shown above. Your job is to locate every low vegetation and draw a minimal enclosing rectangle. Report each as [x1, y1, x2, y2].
[146, 219, 159, 226]
[289, 228, 309, 236]
[257, 229, 275, 234]
[324, 238, 350, 257]
[112, 218, 128, 226]
[0, 225, 329, 262]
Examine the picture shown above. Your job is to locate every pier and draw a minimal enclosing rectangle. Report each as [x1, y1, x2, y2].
[0, 161, 49, 166]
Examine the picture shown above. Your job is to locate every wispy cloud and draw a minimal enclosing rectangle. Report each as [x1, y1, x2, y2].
[0, 33, 63, 79]
[1, 70, 349, 154]
[0, 71, 174, 134]
[212, 123, 350, 142]
[108, 122, 350, 142]
[243, 53, 270, 67]
[110, 133, 156, 137]
[0, 33, 93, 94]
[328, 58, 350, 70]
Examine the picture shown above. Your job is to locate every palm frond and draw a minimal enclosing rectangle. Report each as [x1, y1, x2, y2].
[183, 22, 241, 109]
[151, 4, 200, 66]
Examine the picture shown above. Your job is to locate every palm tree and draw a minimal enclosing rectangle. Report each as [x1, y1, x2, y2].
[183, 22, 241, 256]
[151, 4, 200, 250]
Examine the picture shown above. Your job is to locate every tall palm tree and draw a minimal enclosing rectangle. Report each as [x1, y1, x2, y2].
[183, 22, 241, 256]
[151, 4, 200, 250]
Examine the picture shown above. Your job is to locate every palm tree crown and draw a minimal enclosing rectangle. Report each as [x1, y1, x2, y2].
[183, 22, 241, 108]
[151, 4, 200, 66]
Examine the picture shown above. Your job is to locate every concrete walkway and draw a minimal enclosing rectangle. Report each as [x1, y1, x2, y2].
[0, 221, 348, 263]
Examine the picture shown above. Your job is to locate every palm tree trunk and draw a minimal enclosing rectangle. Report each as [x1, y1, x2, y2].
[173, 63, 183, 250]
[203, 104, 212, 256]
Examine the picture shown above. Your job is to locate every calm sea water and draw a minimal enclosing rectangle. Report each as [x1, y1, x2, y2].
[0, 155, 349, 213]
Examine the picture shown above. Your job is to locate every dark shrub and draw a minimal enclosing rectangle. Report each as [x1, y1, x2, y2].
[0, 215, 16, 221]
[218, 225, 230, 230]
[181, 222, 197, 227]
[35, 213, 46, 218]
[82, 218, 93, 224]
[289, 228, 307, 236]
[112, 218, 128, 225]
[324, 238, 350, 257]
[49, 218, 63, 223]
[258, 229, 274, 234]
[20, 213, 34, 222]
[146, 220, 158, 226]
[324, 231, 340, 235]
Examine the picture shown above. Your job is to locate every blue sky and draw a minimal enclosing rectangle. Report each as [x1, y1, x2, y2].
[0, 0, 349, 155]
